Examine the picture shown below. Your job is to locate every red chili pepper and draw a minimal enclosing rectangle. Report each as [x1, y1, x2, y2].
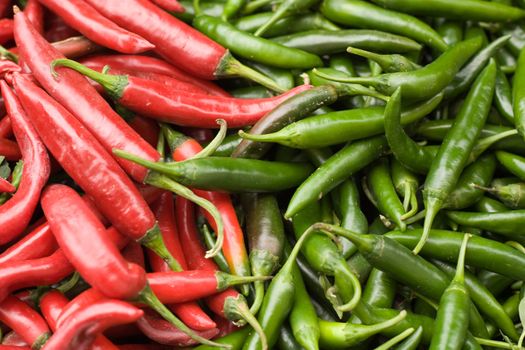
[40, 290, 120, 350]
[150, 0, 185, 13]
[0, 222, 57, 264]
[0, 61, 22, 78]
[41, 300, 144, 350]
[11, 73, 178, 270]
[0, 138, 21, 161]
[14, 11, 159, 182]
[0, 115, 12, 139]
[0, 19, 13, 45]
[44, 15, 79, 42]
[0, 346, 31, 350]
[136, 309, 219, 347]
[35, 0, 154, 54]
[0, 295, 50, 349]
[81, 0, 285, 90]
[0, 0, 10, 18]
[50, 36, 102, 59]
[136, 183, 164, 205]
[24, 0, 44, 34]
[128, 116, 159, 148]
[0, 177, 15, 193]
[0, 81, 50, 244]
[1, 332, 29, 347]
[122, 241, 146, 268]
[181, 128, 214, 144]
[79, 54, 230, 97]
[146, 192, 217, 332]
[54, 60, 312, 128]
[55, 289, 106, 329]
[41, 184, 224, 347]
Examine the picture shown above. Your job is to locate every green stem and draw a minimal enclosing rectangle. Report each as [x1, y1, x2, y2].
[139, 223, 183, 271]
[413, 197, 440, 255]
[454, 234, 471, 283]
[192, 119, 228, 159]
[32, 332, 51, 350]
[237, 129, 287, 143]
[373, 328, 414, 350]
[221, 54, 285, 93]
[253, 0, 292, 37]
[400, 188, 419, 221]
[242, 0, 279, 14]
[56, 272, 81, 294]
[201, 224, 230, 273]
[156, 128, 166, 160]
[224, 295, 267, 350]
[402, 185, 411, 212]
[402, 209, 426, 225]
[146, 172, 224, 258]
[0, 45, 18, 63]
[506, 241, 525, 254]
[469, 129, 518, 163]
[334, 264, 362, 312]
[312, 68, 377, 87]
[476, 337, 523, 349]
[337, 84, 389, 101]
[249, 281, 265, 315]
[113, 148, 180, 177]
[217, 271, 271, 288]
[139, 284, 231, 348]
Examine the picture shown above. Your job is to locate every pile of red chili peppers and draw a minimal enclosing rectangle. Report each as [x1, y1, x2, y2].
[2, 0, 525, 349]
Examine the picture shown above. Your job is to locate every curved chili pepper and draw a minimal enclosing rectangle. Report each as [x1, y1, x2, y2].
[347, 46, 421, 73]
[41, 184, 224, 347]
[10, 73, 180, 272]
[0, 295, 50, 350]
[13, 11, 159, 183]
[24, 0, 44, 34]
[137, 309, 219, 347]
[194, 328, 250, 350]
[41, 300, 144, 350]
[0, 176, 15, 193]
[78, 54, 230, 97]
[82, 0, 287, 91]
[0, 138, 21, 161]
[53, 58, 312, 128]
[416, 59, 496, 254]
[371, 0, 525, 22]
[151, 0, 185, 12]
[0, 81, 49, 244]
[0, 222, 57, 264]
[321, 0, 447, 51]
[36, 0, 154, 53]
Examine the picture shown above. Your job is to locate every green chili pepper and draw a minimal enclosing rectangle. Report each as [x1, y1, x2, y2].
[114, 151, 314, 193]
[229, 86, 273, 99]
[436, 21, 463, 47]
[313, 37, 482, 101]
[193, 15, 323, 69]
[209, 134, 242, 157]
[347, 47, 421, 73]
[318, 310, 407, 348]
[386, 228, 525, 281]
[253, 0, 319, 37]
[320, 0, 446, 51]
[429, 234, 471, 350]
[285, 135, 388, 218]
[243, 61, 295, 91]
[496, 150, 525, 181]
[391, 159, 419, 218]
[272, 29, 422, 55]
[495, 65, 515, 125]
[514, 42, 525, 145]
[329, 54, 358, 76]
[362, 269, 397, 309]
[371, 0, 525, 22]
[415, 59, 496, 254]
[443, 35, 511, 100]
[239, 93, 442, 149]
[235, 12, 340, 38]
[474, 195, 509, 213]
[200, 224, 231, 273]
[486, 293, 520, 338]
[394, 326, 423, 350]
[443, 154, 497, 210]
[473, 182, 525, 209]
[194, 327, 251, 350]
[365, 158, 408, 231]
[177, 0, 225, 22]
[432, 259, 519, 341]
[244, 194, 285, 315]
[291, 202, 362, 313]
[445, 209, 525, 240]
[221, 0, 246, 21]
[276, 324, 303, 350]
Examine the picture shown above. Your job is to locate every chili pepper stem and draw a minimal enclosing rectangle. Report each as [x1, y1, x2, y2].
[333, 263, 362, 312]
[312, 68, 379, 88]
[253, 0, 292, 37]
[336, 84, 390, 101]
[216, 52, 285, 93]
[156, 129, 166, 160]
[144, 172, 225, 259]
[402, 185, 411, 211]
[138, 284, 231, 348]
[249, 281, 265, 315]
[237, 129, 289, 143]
[216, 271, 271, 289]
[400, 190, 419, 220]
[0, 45, 18, 63]
[139, 223, 183, 271]
[56, 272, 81, 294]
[375, 328, 415, 350]
[470, 183, 497, 193]
[192, 119, 228, 159]
[413, 196, 441, 255]
[32, 332, 51, 350]
[475, 337, 521, 349]
[454, 234, 471, 284]
[51, 58, 127, 100]
[224, 295, 268, 350]
[469, 129, 519, 163]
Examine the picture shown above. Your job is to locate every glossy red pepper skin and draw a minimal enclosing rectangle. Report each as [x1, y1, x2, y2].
[136, 309, 219, 347]
[42, 300, 144, 350]
[24, 0, 44, 34]
[78, 55, 230, 97]
[0, 222, 57, 264]
[44, 15, 78, 42]
[14, 11, 159, 182]
[0, 19, 13, 45]
[0, 295, 50, 349]
[150, 0, 185, 13]
[113, 79, 312, 128]
[83, 0, 227, 79]
[146, 193, 217, 331]
[128, 116, 159, 148]
[12, 74, 156, 241]
[0, 81, 50, 244]
[40, 290, 120, 350]
[0, 115, 12, 139]
[36, 0, 154, 54]
[41, 184, 147, 300]
[0, 177, 15, 193]
[55, 289, 106, 329]
[0, 138, 21, 160]
[50, 36, 101, 59]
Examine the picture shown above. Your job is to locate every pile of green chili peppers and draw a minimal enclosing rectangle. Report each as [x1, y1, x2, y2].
[123, 0, 525, 349]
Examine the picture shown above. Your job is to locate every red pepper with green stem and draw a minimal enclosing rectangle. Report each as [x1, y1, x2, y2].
[78, 54, 230, 97]
[41, 184, 226, 348]
[165, 127, 251, 288]
[146, 192, 218, 332]
[52, 58, 312, 128]
[10, 73, 182, 273]
[0, 295, 51, 350]
[0, 80, 50, 244]
[34, 0, 154, 53]
[82, 0, 285, 91]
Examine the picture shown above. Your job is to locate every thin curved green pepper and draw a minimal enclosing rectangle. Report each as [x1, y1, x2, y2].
[391, 159, 419, 218]
[347, 47, 421, 73]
